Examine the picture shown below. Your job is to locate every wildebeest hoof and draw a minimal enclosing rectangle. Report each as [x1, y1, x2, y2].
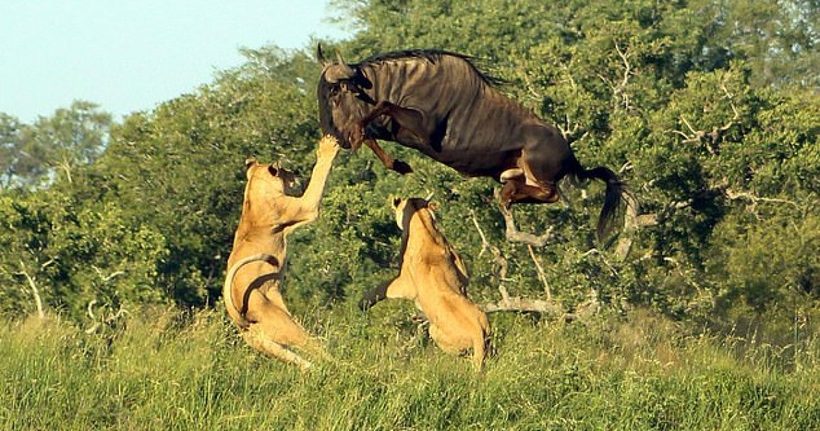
[358, 296, 375, 312]
[392, 160, 413, 175]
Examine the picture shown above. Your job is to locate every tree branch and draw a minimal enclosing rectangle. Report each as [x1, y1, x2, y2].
[470, 212, 510, 302]
[496, 197, 555, 247]
[527, 245, 551, 299]
[615, 190, 641, 259]
[15, 261, 44, 319]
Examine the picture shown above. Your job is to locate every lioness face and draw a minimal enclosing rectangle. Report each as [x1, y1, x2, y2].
[244, 159, 298, 197]
[392, 197, 433, 230]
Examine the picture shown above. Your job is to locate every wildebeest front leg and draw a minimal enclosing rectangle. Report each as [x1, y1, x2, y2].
[359, 278, 391, 311]
[357, 101, 432, 174]
[359, 275, 415, 311]
[363, 139, 413, 175]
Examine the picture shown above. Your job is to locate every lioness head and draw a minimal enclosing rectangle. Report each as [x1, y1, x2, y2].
[392, 197, 439, 230]
[244, 158, 300, 197]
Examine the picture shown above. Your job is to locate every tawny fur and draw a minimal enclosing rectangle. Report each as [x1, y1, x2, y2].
[223, 135, 339, 370]
[383, 198, 491, 371]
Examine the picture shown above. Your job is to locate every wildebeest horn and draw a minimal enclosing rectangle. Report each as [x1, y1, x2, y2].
[316, 43, 328, 66]
[324, 65, 356, 84]
[323, 51, 356, 83]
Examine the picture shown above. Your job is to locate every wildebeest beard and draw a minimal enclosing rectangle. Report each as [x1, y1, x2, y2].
[316, 77, 346, 146]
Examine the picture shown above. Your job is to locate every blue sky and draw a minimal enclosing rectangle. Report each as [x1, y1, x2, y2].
[0, 1, 350, 123]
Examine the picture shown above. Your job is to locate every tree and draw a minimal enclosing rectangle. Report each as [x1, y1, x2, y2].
[0, 101, 111, 189]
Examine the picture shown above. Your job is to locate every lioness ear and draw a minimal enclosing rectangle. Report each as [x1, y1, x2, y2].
[392, 197, 402, 207]
[267, 165, 278, 177]
[245, 157, 257, 169]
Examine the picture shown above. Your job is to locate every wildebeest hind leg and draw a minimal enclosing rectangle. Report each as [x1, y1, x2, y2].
[500, 180, 559, 207]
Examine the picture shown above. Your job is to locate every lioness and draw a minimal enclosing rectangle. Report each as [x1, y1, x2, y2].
[359, 197, 491, 371]
[222, 135, 340, 370]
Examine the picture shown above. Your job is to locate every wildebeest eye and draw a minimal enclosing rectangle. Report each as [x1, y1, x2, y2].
[268, 165, 278, 176]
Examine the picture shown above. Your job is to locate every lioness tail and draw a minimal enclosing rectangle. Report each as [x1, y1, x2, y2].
[222, 253, 278, 328]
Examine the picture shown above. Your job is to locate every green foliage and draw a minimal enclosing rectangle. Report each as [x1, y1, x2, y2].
[0, 187, 167, 320]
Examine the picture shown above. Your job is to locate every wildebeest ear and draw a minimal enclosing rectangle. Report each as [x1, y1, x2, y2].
[316, 43, 329, 66]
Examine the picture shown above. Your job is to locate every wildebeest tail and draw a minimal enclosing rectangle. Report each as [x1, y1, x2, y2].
[223, 254, 278, 329]
[574, 164, 625, 240]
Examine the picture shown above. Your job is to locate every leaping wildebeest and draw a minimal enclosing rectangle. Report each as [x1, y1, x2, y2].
[316, 46, 629, 239]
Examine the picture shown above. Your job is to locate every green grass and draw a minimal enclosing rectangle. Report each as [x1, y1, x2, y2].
[1, 305, 817, 430]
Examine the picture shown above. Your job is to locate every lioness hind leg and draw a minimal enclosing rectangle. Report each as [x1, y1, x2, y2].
[428, 324, 463, 355]
[296, 336, 334, 363]
[242, 325, 313, 371]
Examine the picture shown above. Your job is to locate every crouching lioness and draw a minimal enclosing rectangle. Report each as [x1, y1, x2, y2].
[359, 197, 491, 371]
[222, 135, 340, 370]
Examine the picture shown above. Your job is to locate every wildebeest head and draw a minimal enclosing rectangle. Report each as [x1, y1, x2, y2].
[316, 44, 373, 149]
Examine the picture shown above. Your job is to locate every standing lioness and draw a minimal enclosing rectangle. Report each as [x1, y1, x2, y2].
[223, 135, 339, 370]
[360, 197, 491, 371]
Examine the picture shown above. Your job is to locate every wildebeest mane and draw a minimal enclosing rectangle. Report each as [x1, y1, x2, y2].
[355, 49, 506, 87]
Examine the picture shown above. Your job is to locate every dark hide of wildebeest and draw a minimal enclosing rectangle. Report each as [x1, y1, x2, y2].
[316, 45, 628, 239]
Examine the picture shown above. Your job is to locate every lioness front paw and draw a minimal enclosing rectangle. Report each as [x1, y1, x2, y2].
[317, 135, 340, 158]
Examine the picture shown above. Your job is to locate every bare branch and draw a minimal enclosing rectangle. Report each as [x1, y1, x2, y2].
[92, 265, 125, 283]
[615, 191, 641, 260]
[614, 42, 631, 88]
[720, 83, 741, 118]
[725, 188, 800, 209]
[87, 299, 98, 320]
[680, 115, 699, 136]
[556, 114, 581, 142]
[15, 261, 44, 319]
[675, 87, 741, 153]
[527, 245, 552, 299]
[580, 248, 619, 276]
[618, 161, 633, 175]
[470, 211, 510, 302]
[521, 73, 543, 101]
[470, 212, 490, 259]
[497, 200, 555, 247]
[560, 62, 578, 91]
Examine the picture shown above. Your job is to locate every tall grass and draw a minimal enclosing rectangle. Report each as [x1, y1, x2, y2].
[1, 305, 817, 430]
